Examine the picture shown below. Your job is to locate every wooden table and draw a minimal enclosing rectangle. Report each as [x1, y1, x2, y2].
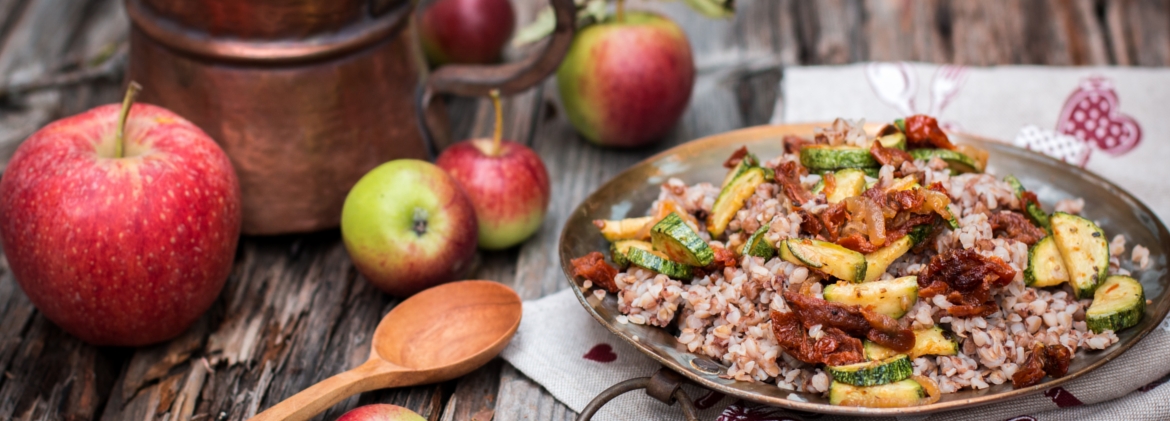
[1, 0, 1167, 420]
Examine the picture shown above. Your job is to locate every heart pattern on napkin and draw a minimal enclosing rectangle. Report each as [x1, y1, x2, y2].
[583, 343, 618, 363]
[1057, 76, 1142, 156]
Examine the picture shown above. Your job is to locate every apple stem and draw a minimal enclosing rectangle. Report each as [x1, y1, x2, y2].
[490, 89, 503, 157]
[114, 81, 142, 159]
[616, 0, 625, 23]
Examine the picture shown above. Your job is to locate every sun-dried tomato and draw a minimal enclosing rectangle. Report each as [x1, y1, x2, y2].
[781, 290, 914, 352]
[990, 211, 1047, 246]
[776, 161, 811, 205]
[861, 307, 916, 352]
[571, 252, 619, 292]
[784, 135, 811, 154]
[918, 249, 1016, 317]
[1042, 344, 1072, 379]
[1012, 344, 1048, 388]
[819, 202, 849, 241]
[821, 172, 837, 198]
[770, 310, 867, 366]
[798, 209, 824, 239]
[724, 146, 750, 169]
[904, 115, 956, 150]
[784, 290, 869, 334]
[870, 140, 915, 169]
[709, 244, 738, 270]
[837, 233, 880, 253]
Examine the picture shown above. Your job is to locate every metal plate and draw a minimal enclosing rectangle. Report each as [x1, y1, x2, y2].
[557, 124, 1170, 416]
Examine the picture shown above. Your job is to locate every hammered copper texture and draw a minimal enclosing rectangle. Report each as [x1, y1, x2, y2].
[558, 124, 1170, 416]
[127, 28, 429, 235]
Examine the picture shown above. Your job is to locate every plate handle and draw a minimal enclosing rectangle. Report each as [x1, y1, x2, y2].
[576, 368, 699, 421]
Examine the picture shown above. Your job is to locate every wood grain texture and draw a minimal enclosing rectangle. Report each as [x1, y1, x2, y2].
[0, 0, 1160, 420]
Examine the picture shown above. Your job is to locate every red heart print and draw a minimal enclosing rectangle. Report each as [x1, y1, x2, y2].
[1056, 76, 1142, 156]
[1043, 386, 1083, 408]
[583, 343, 617, 363]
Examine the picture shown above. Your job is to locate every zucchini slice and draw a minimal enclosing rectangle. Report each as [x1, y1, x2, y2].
[1086, 275, 1145, 334]
[864, 326, 958, 361]
[1051, 212, 1109, 299]
[862, 235, 915, 283]
[610, 240, 655, 268]
[595, 216, 654, 241]
[908, 224, 935, 246]
[827, 355, 913, 387]
[708, 167, 771, 238]
[651, 212, 714, 267]
[721, 151, 761, 190]
[1005, 175, 1052, 231]
[908, 149, 984, 173]
[780, 238, 868, 283]
[877, 132, 907, 150]
[823, 276, 918, 319]
[740, 226, 775, 258]
[1024, 236, 1069, 287]
[826, 169, 868, 204]
[829, 379, 925, 408]
[801, 145, 878, 171]
[625, 247, 693, 279]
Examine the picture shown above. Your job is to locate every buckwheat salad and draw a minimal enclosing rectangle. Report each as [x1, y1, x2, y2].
[571, 116, 1152, 408]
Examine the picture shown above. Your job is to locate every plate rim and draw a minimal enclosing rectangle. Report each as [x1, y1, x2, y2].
[558, 123, 1170, 416]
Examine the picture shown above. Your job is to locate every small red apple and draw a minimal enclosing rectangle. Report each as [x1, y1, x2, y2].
[418, 0, 516, 66]
[437, 92, 550, 250]
[336, 404, 426, 421]
[0, 83, 241, 346]
[436, 138, 550, 250]
[341, 159, 478, 297]
[557, 11, 695, 148]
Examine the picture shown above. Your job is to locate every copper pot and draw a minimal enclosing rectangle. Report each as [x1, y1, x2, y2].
[125, 0, 575, 235]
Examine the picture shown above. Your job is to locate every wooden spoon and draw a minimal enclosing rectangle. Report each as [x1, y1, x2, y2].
[250, 280, 522, 421]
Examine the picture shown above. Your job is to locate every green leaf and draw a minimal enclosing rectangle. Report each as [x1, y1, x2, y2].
[682, 0, 735, 18]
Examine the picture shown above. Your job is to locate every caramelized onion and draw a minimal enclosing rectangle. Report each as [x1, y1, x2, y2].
[913, 375, 942, 406]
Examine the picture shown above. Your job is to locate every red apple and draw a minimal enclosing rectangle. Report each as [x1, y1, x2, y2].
[341, 159, 477, 297]
[436, 138, 550, 250]
[419, 0, 516, 66]
[557, 12, 695, 148]
[336, 404, 425, 421]
[0, 84, 241, 346]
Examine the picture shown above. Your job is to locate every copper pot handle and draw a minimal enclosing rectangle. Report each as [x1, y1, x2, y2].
[576, 368, 700, 421]
[415, 0, 576, 158]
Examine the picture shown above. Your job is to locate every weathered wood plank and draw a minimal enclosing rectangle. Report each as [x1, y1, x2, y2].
[863, 0, 952, 62]
[1106, 0, 1170, 66]
[793, 0, 866, 64]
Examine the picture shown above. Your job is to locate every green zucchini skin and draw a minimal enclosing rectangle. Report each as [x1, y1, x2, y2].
[610, 240, 654, 268]
[651, 212, 714, 267]
[625, 247, 693, 279]
[823, 276, 918, 319]
[708, 167, 770, 238]
[829, 379, 925, 407]
[827, 355, 913, 387]
[1086, 275, 1145, 334]
[801, 145, 878, 171]
[1051, 212, 1109, 299]
[909, 149, 983, 173]
[1024, 236, 1068, 287]
[1004, 175, 1052, 231]
[864, 326, 958, 360]
[740, 226, 775, 258]
[780, 238, 867, 283]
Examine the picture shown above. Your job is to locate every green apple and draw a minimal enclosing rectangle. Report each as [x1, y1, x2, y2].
[341, 160, 477, 297]
[557, 12, 695, 148]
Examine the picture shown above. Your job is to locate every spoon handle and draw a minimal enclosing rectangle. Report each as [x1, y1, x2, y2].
[250, 359, 398, 421]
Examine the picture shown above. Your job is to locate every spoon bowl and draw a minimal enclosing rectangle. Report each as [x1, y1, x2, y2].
[251, 280, 522, 421]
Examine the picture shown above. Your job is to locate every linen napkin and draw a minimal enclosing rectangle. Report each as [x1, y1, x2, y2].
[500, 64, 1170, 420]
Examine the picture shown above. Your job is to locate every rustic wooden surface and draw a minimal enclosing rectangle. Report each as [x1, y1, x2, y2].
[0, 0, 1167, 420]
